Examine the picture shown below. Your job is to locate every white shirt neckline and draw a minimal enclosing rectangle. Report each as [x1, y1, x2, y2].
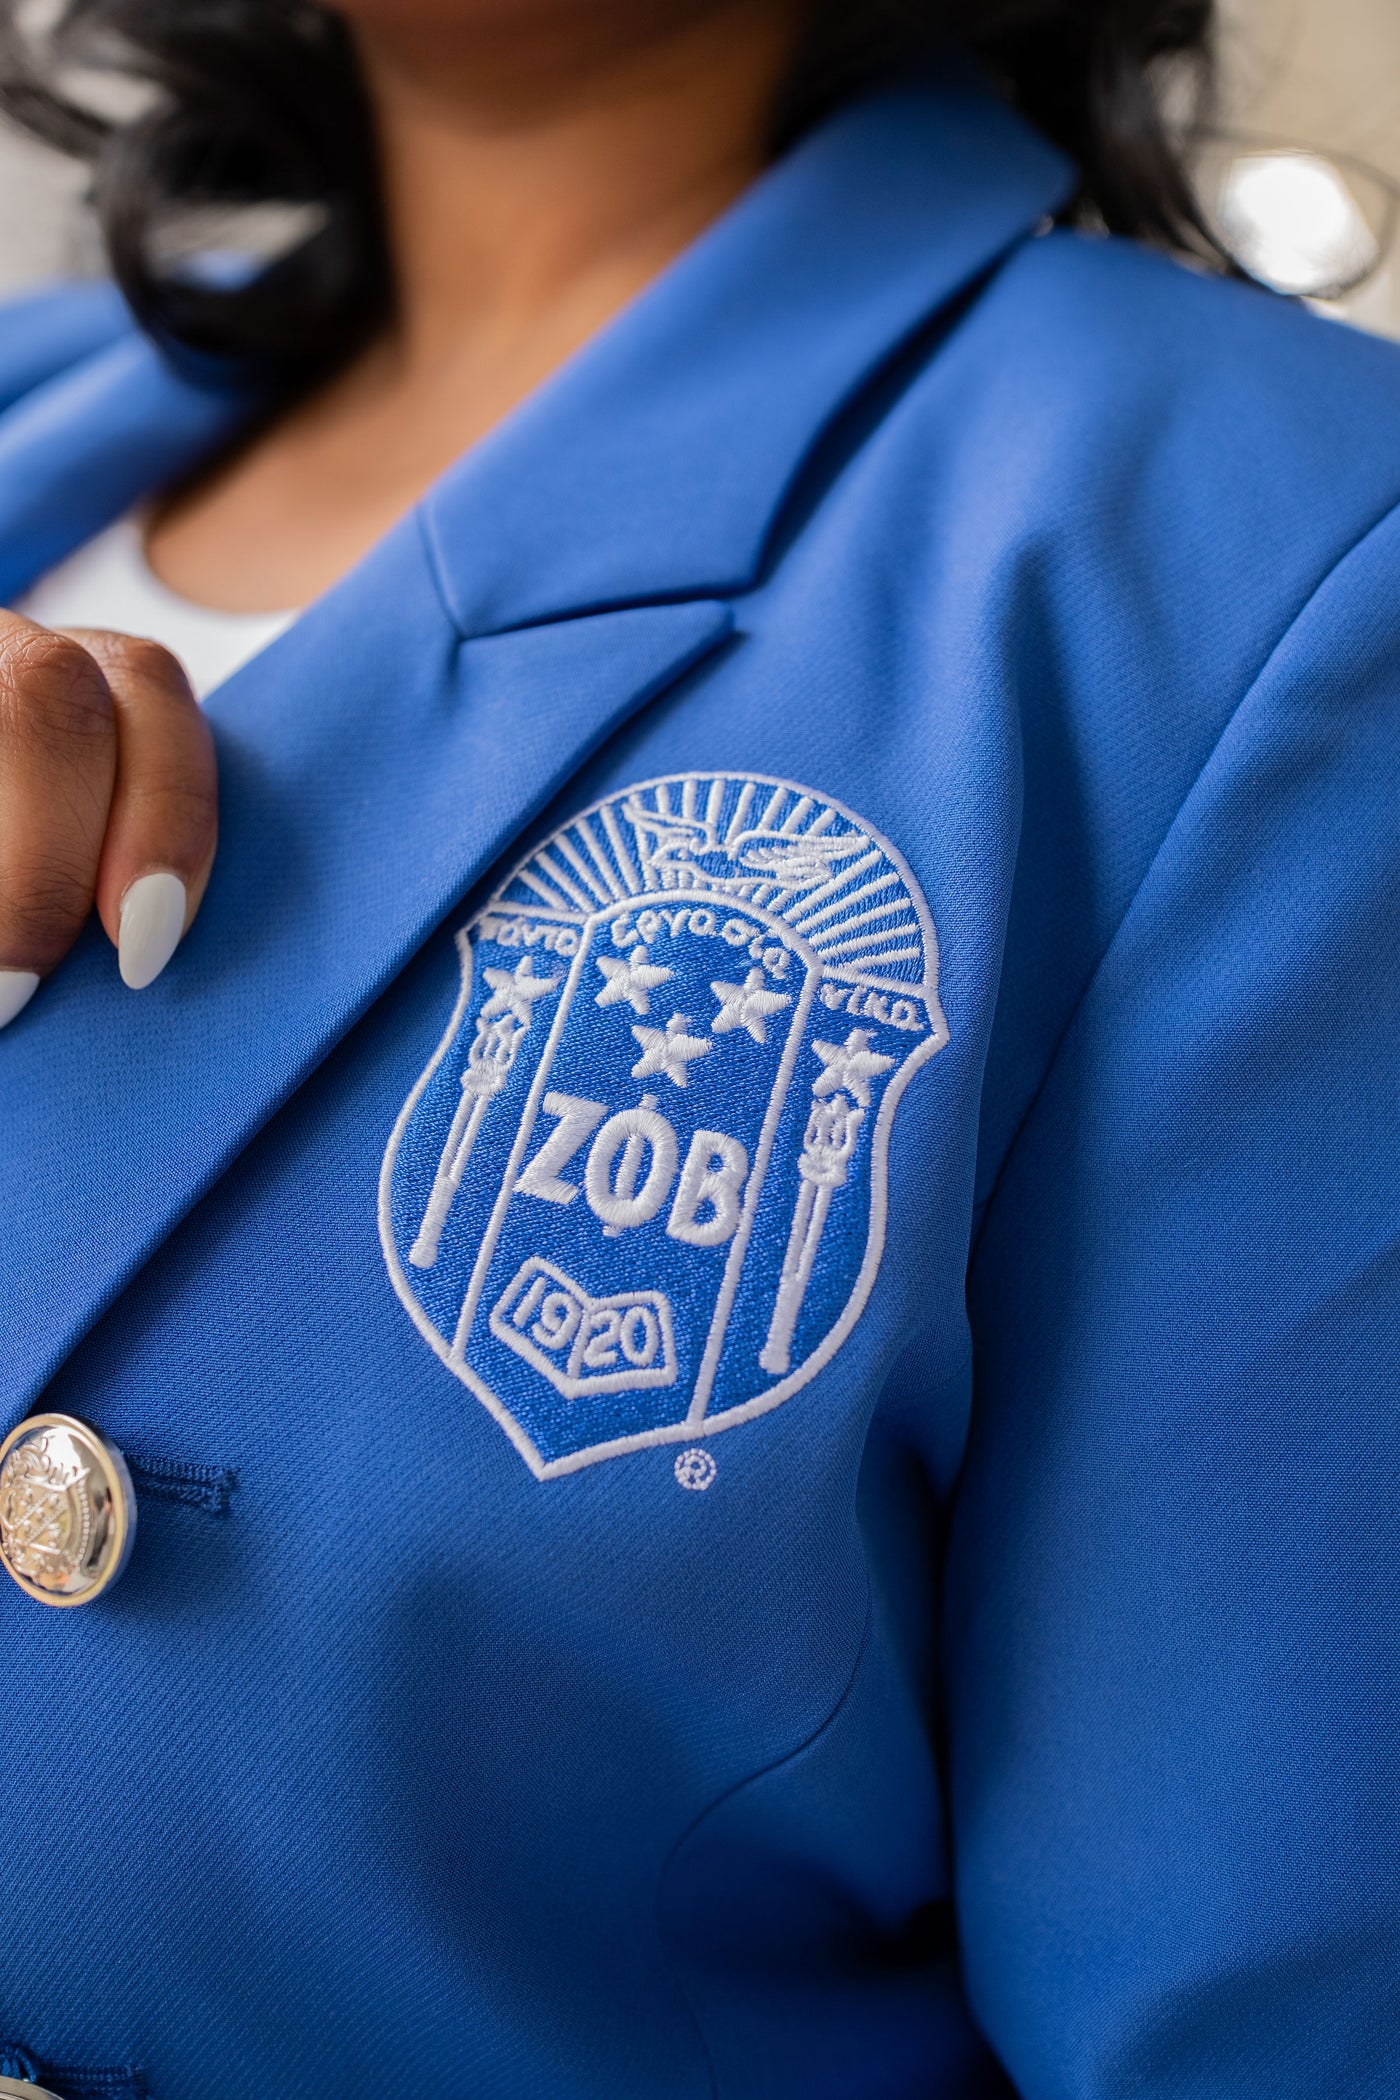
[13, 511, 300, 701]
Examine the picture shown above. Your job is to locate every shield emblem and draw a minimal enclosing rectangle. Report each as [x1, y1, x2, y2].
[379, 772, 947, 1477]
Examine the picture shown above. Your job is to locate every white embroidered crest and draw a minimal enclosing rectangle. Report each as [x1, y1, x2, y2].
[379, 772, 947, 1478]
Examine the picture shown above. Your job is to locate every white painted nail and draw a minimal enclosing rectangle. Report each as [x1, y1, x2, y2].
[0, 969, 39, 1029]
[119, 871, 188, 990]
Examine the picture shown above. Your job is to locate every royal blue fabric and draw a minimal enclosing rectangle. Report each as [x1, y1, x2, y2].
[1, 70, 1399, 2100]
[0, 279, 130, 416]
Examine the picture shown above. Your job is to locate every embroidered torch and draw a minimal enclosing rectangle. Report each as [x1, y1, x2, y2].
[759, 1028, 894, 1375]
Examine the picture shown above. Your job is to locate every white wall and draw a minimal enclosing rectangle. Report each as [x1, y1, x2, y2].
[1221, 0, 1400, 181]
[0, 124, 89, 292]
[1218, 0, 1400, 334]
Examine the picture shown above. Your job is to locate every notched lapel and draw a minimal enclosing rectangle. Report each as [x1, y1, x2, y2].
[1, 510, 731, 1415]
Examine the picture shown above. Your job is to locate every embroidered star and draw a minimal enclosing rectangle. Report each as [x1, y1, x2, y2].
[810, 1029, 896, 1108]
[630, 1013, 712, 1089]
[710, 968, 793, 1045]
[595, 945, 674, 1016]
[479, 957, 559, 1025]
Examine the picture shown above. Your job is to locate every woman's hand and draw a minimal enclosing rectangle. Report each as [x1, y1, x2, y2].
[0, 612, 216, 1028]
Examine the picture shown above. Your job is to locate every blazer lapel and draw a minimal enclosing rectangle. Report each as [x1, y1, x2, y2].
[1, 510, 731, 1412]
[0, 72, 1073, 1411]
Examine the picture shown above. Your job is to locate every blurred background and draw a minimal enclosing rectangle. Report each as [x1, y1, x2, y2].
[1208, 0, 1400, 334]
[0, 0, 1397, 336]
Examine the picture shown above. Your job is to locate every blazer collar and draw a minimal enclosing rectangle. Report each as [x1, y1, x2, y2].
[423, 71, 1073, 634]
[0, 280, 133, 416]
[0, 329, 255, 604]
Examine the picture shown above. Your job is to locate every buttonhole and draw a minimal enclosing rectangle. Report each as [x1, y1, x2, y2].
[0, 2050, 146, 2097]
[126, 1453, 237, 1515]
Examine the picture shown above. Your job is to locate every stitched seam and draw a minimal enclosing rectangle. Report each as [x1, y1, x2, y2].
[415, 500, 469, 638]
[655, 1596, 875, 2100]
[971, 484, 1400, 1259]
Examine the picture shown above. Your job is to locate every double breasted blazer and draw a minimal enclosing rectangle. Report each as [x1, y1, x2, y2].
[2, 70, 1399, 2100]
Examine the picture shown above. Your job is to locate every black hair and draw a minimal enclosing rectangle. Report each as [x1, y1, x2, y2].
[0, 0, 1221, 383]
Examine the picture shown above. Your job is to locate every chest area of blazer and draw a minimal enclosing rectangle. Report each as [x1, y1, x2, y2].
[43, 602, 1009, 1509]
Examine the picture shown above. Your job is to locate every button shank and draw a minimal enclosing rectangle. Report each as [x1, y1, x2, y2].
[0, 1415, 136, 1607]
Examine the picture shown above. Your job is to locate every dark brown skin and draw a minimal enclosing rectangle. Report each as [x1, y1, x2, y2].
[0, 622, 216, 994]
[0, 0, 808, 1018]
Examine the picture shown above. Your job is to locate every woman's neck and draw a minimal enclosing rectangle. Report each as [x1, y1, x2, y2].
[147, 1, 806, 614]
[365, 2, 805, 375]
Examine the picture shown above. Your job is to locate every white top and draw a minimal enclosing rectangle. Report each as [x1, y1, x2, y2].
[13, 512, 299, 701]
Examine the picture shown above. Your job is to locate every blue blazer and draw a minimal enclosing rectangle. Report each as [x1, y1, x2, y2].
[2, 72, 1399, 2100]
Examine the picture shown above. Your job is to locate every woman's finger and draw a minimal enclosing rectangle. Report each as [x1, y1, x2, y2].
[66, 629, 218, 990]
[0, 614, 117, 1026]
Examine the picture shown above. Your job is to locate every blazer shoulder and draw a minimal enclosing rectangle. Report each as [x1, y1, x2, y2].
[0, 277, 136, 416]
[888, 228, 1400, 708]
[980, 226, 1400, 529]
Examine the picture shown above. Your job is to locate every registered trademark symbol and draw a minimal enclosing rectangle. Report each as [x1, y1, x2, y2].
[674, 1447, 716, 1492]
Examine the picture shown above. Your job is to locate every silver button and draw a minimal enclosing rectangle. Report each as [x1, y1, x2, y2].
[0, 1414, 136, 1607]
[0, 2079, 63, 2097]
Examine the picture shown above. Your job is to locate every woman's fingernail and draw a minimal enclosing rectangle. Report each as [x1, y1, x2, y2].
[0, 969, 40, 1029]
[119, 872, 188, 990]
